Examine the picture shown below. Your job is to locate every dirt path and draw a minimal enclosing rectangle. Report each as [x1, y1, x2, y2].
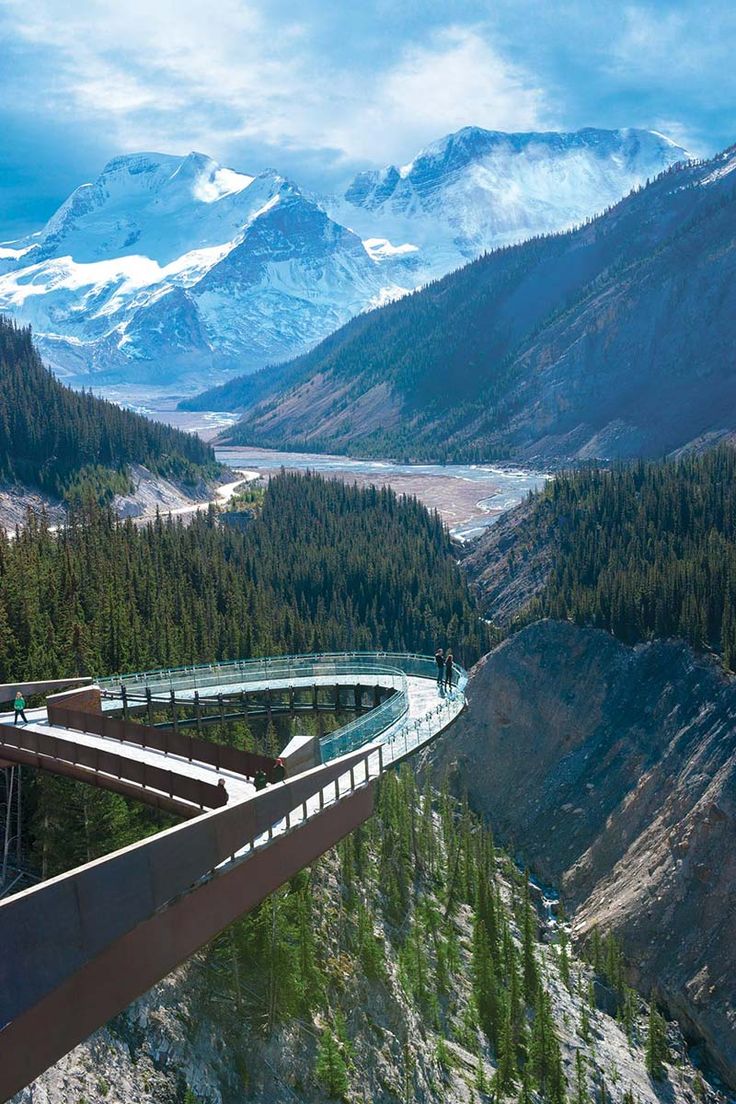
[159, 469, 260, 521]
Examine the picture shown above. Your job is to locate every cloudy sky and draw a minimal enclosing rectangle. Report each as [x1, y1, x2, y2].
[1, 0, 734, 238]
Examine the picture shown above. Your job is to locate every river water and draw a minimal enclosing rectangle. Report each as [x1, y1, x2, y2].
[216, 445, 550, 541]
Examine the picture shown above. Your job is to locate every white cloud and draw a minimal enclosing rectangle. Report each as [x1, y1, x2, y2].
[324, 27, 550, 163]
[611, 4, 736, 85]
[1, 2, 550, 170]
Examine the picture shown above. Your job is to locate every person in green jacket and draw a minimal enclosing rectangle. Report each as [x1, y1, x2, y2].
[13, 691, 28, 725]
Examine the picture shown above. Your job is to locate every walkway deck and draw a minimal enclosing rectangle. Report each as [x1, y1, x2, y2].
[0, 652, 467, 1099]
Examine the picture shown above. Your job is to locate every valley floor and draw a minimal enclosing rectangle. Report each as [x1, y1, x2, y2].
[214, 445, 549, 540]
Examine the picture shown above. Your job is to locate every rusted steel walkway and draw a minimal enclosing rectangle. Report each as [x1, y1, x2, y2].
[0, 653, 467, 1099]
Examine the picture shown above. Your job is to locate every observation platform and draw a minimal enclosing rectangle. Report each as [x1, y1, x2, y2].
[0, 652, 467, 1098]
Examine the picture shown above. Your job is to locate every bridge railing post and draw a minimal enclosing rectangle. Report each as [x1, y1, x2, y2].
[194, 691, 202, 738]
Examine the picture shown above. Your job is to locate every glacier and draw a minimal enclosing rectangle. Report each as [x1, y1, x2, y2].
[0, 128, 688, 398]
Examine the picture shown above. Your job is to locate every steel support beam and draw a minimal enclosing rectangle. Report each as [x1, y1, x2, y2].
[0, 783, 374, 1101]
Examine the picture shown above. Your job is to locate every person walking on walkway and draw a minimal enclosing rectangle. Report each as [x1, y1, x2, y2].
[271, 757, 287, 784]
[444, 652, 454, 692]
[435, 647, 445, 687]
[254, 769, 268, 791]
[13, 691, 28, 725]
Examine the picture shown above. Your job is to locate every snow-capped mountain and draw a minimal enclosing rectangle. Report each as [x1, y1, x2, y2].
[0, 152, 406, 390]
[0, 128, 687, 396]
[328, 127, 687, 277]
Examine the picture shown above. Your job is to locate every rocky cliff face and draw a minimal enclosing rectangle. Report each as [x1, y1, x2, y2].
[460, 494, 554, 625]
[426, 620, 736, 1086]
[12, 786, 717, 1104]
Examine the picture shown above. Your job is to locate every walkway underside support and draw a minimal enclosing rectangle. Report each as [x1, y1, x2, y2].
[0, 782, 375, 1101]
[0, 743, 203, 818]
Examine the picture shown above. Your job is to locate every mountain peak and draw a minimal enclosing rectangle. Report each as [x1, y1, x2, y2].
[98, 151, 183, 182]
[0, 125, 698, 395]
[399, 125, 689, 179]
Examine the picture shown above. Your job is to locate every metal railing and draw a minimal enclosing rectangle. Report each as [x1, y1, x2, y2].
[97, 652, 468, 767]
[0, 723, 227, 812]
[0, 653, 471, 1100]
[99, 653, 404, 693]
[0, 744, 380, 1032]
[98, 652, 466, 694]
[380, 688, 466, 766]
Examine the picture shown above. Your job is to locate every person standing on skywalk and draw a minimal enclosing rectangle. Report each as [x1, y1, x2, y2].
[435, 647, 445, 687]
[444, 652, 454, 692]
[13, 691, 28, 725]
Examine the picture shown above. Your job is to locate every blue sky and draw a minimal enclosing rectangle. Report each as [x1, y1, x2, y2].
[1, 0, 734, 239]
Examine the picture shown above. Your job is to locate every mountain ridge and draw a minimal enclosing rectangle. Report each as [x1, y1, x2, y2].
[0, 127, 686, 396]
[216, 144, 736, 463]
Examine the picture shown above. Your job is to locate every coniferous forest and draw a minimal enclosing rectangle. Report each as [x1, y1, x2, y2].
[0, 317, 219, 499]
[0, 471, 486, 681]
[3, 470, 486, 889]
[515, 447, 736, 666]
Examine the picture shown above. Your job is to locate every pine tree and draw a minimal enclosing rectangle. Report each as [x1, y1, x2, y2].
[472, 918, 501, 1046]
[558, 927, 572, 990]
[521, 876, 539, 1003]
[645, 1002, 669, 1080]
[574, 1050, 589, 1104]
[495, 1006, 518, 1097]
[315, 1028, 349, 1099]
[475, 1051, 489, 1095]
[530, 986, 566, 1104]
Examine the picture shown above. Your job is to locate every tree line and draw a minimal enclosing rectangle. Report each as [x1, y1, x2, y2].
[0, 317, 219, 499]
[520, 447, 736, 667]
[0, 470, 487, 682]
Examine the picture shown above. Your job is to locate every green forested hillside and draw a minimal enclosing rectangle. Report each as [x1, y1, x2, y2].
[0, 470, 486, 681]
[200, 771, 584, 1101]
[506, 448, 736, 667]
[0, 317, 218, 498]
[30, 766, 681, 1104]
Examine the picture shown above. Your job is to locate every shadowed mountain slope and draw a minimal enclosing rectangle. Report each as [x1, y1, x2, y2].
[219, 146, 736, 463]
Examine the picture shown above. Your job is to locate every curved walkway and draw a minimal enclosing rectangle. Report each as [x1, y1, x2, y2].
[0, 654, 466, 812]
[0, 652, 468, 1099]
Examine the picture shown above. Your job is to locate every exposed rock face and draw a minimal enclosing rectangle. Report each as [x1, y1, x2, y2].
[427, 620, 736, 1085]
[460, 494, 554, 625]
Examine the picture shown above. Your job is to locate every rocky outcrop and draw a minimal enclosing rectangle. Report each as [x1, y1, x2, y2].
[460, 494, 554, 625]
[427, 620, 736, 1086]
